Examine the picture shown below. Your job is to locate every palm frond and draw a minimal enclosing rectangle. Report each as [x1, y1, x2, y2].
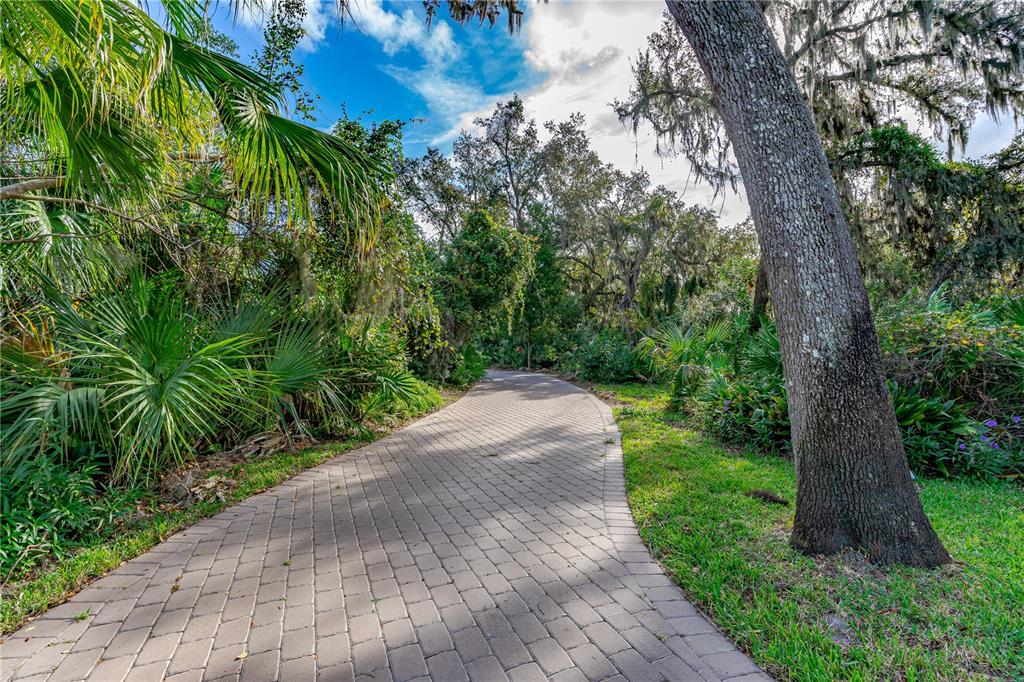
[2, 0, 386, 228]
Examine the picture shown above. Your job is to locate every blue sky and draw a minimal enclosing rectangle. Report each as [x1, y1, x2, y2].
[216, 0, 1019, 225]
[216, 1, 544, 154]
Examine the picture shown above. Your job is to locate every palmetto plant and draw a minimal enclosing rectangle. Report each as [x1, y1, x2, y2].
[639, 320, 733, 410]
[2, 280, 263, 484]
[0, 0, 386, 223]
[742, 321, 784, 378]
[1, 277, 424, 485]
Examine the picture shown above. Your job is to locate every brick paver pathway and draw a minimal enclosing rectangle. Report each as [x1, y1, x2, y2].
[1, 371, 768, 682]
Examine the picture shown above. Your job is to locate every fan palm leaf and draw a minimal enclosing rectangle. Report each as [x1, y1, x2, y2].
[46, 282, 263, 483]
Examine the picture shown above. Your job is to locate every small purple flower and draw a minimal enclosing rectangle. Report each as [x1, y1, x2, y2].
[1014, 415, 1021, 424]
[984, 419, 998, 428]
[980, 435, 989, 442]
[958, 443, 966, 450]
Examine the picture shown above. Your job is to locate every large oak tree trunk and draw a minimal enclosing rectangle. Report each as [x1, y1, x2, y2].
[666, 0, 949, 567]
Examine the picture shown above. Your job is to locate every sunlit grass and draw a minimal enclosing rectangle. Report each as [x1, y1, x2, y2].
[597, 382, 1024, 681]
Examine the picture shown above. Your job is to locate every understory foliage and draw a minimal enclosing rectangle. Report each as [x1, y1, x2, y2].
[0, 1, 523, 580]
[401, 94, 1021, 482]
[400, 96, 1022, 482]
[636, 291, 1023, 480]
[397, 3, 1024, 484]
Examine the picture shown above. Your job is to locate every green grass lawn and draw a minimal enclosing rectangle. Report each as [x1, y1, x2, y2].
[596, 383, 1023, 682]
[0, 389, 452, 636]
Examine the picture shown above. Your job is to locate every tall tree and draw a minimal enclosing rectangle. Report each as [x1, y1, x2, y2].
[401, 148, 466, 249]
[475, 95, 541, 232]
[252, 0, 318, 121]
[664, 0, 949, 567]
[618, 0, 1024, 310]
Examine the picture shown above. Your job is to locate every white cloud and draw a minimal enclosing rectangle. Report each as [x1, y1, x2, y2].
[342, 0, 494, 145]
[383, 65, 491, 121]
[348, 0, 460, 63]
[427, 1, 751, 224]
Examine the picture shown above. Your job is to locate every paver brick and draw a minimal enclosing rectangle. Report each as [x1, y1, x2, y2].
[488, 633, 531, 669]
[350, 614, 383, 644]
[621, 626, 672, 661]
[135, 631, 182, 665]
[466, 655, 510, 682]
[567, 643, 618, 681]
[610, 649, 662, 682]
[0, 371, 763, 682]
[278, 655, 317, 681]
[240, 649, 279, 682]
[584, 622, 630, 656]
[426, 650, 469, 682]
[416, 622, 454, 656]
[702, 651, 762, 678]
[352, 639, 388, 675]
[317, 632, 352, 668]
[509, 613, 547, 644]
[452, 627, 492, 662]
[507, 662, 547, 682]
[527, 637, 573, 674]
[388, 644, 428, 682]
[382, 618, 417, 649]
[407, 600, 441, 628]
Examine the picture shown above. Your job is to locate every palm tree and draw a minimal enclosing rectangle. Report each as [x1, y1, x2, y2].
[0, 0, 385, 225]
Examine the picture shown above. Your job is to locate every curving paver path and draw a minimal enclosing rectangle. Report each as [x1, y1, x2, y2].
[1, 371, 768, 682]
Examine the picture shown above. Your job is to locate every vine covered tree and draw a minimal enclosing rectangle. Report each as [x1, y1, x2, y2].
[438, 210, 537, 344]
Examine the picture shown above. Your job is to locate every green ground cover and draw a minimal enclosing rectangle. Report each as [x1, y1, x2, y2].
[598, 383, 1023, 681]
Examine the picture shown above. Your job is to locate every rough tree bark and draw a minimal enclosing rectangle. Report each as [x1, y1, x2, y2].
[666, 0, 949, 567]
[748, 259, 769, 333]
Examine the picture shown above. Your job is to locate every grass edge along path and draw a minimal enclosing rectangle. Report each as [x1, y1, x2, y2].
[596, 382, 1023, 682]
[0, 388, 458, 636]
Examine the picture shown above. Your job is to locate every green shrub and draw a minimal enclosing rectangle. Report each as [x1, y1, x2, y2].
[2, 276, 431, 487]
[2, 281, 263, 485]
[680, 257, 757, 328]
[563, 330, 644, 383]
[889, 383, 986, 478]
[639, 320, 734, 411]
[450, 344, 488, 387]
[0, 449, 142, 578]
[697, 374, 791, 453]
[879, 294, 1024, 417]
[953, 415, 1024, 480]
[368, 377, 444, 421]
[1, 277, 439, 580]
